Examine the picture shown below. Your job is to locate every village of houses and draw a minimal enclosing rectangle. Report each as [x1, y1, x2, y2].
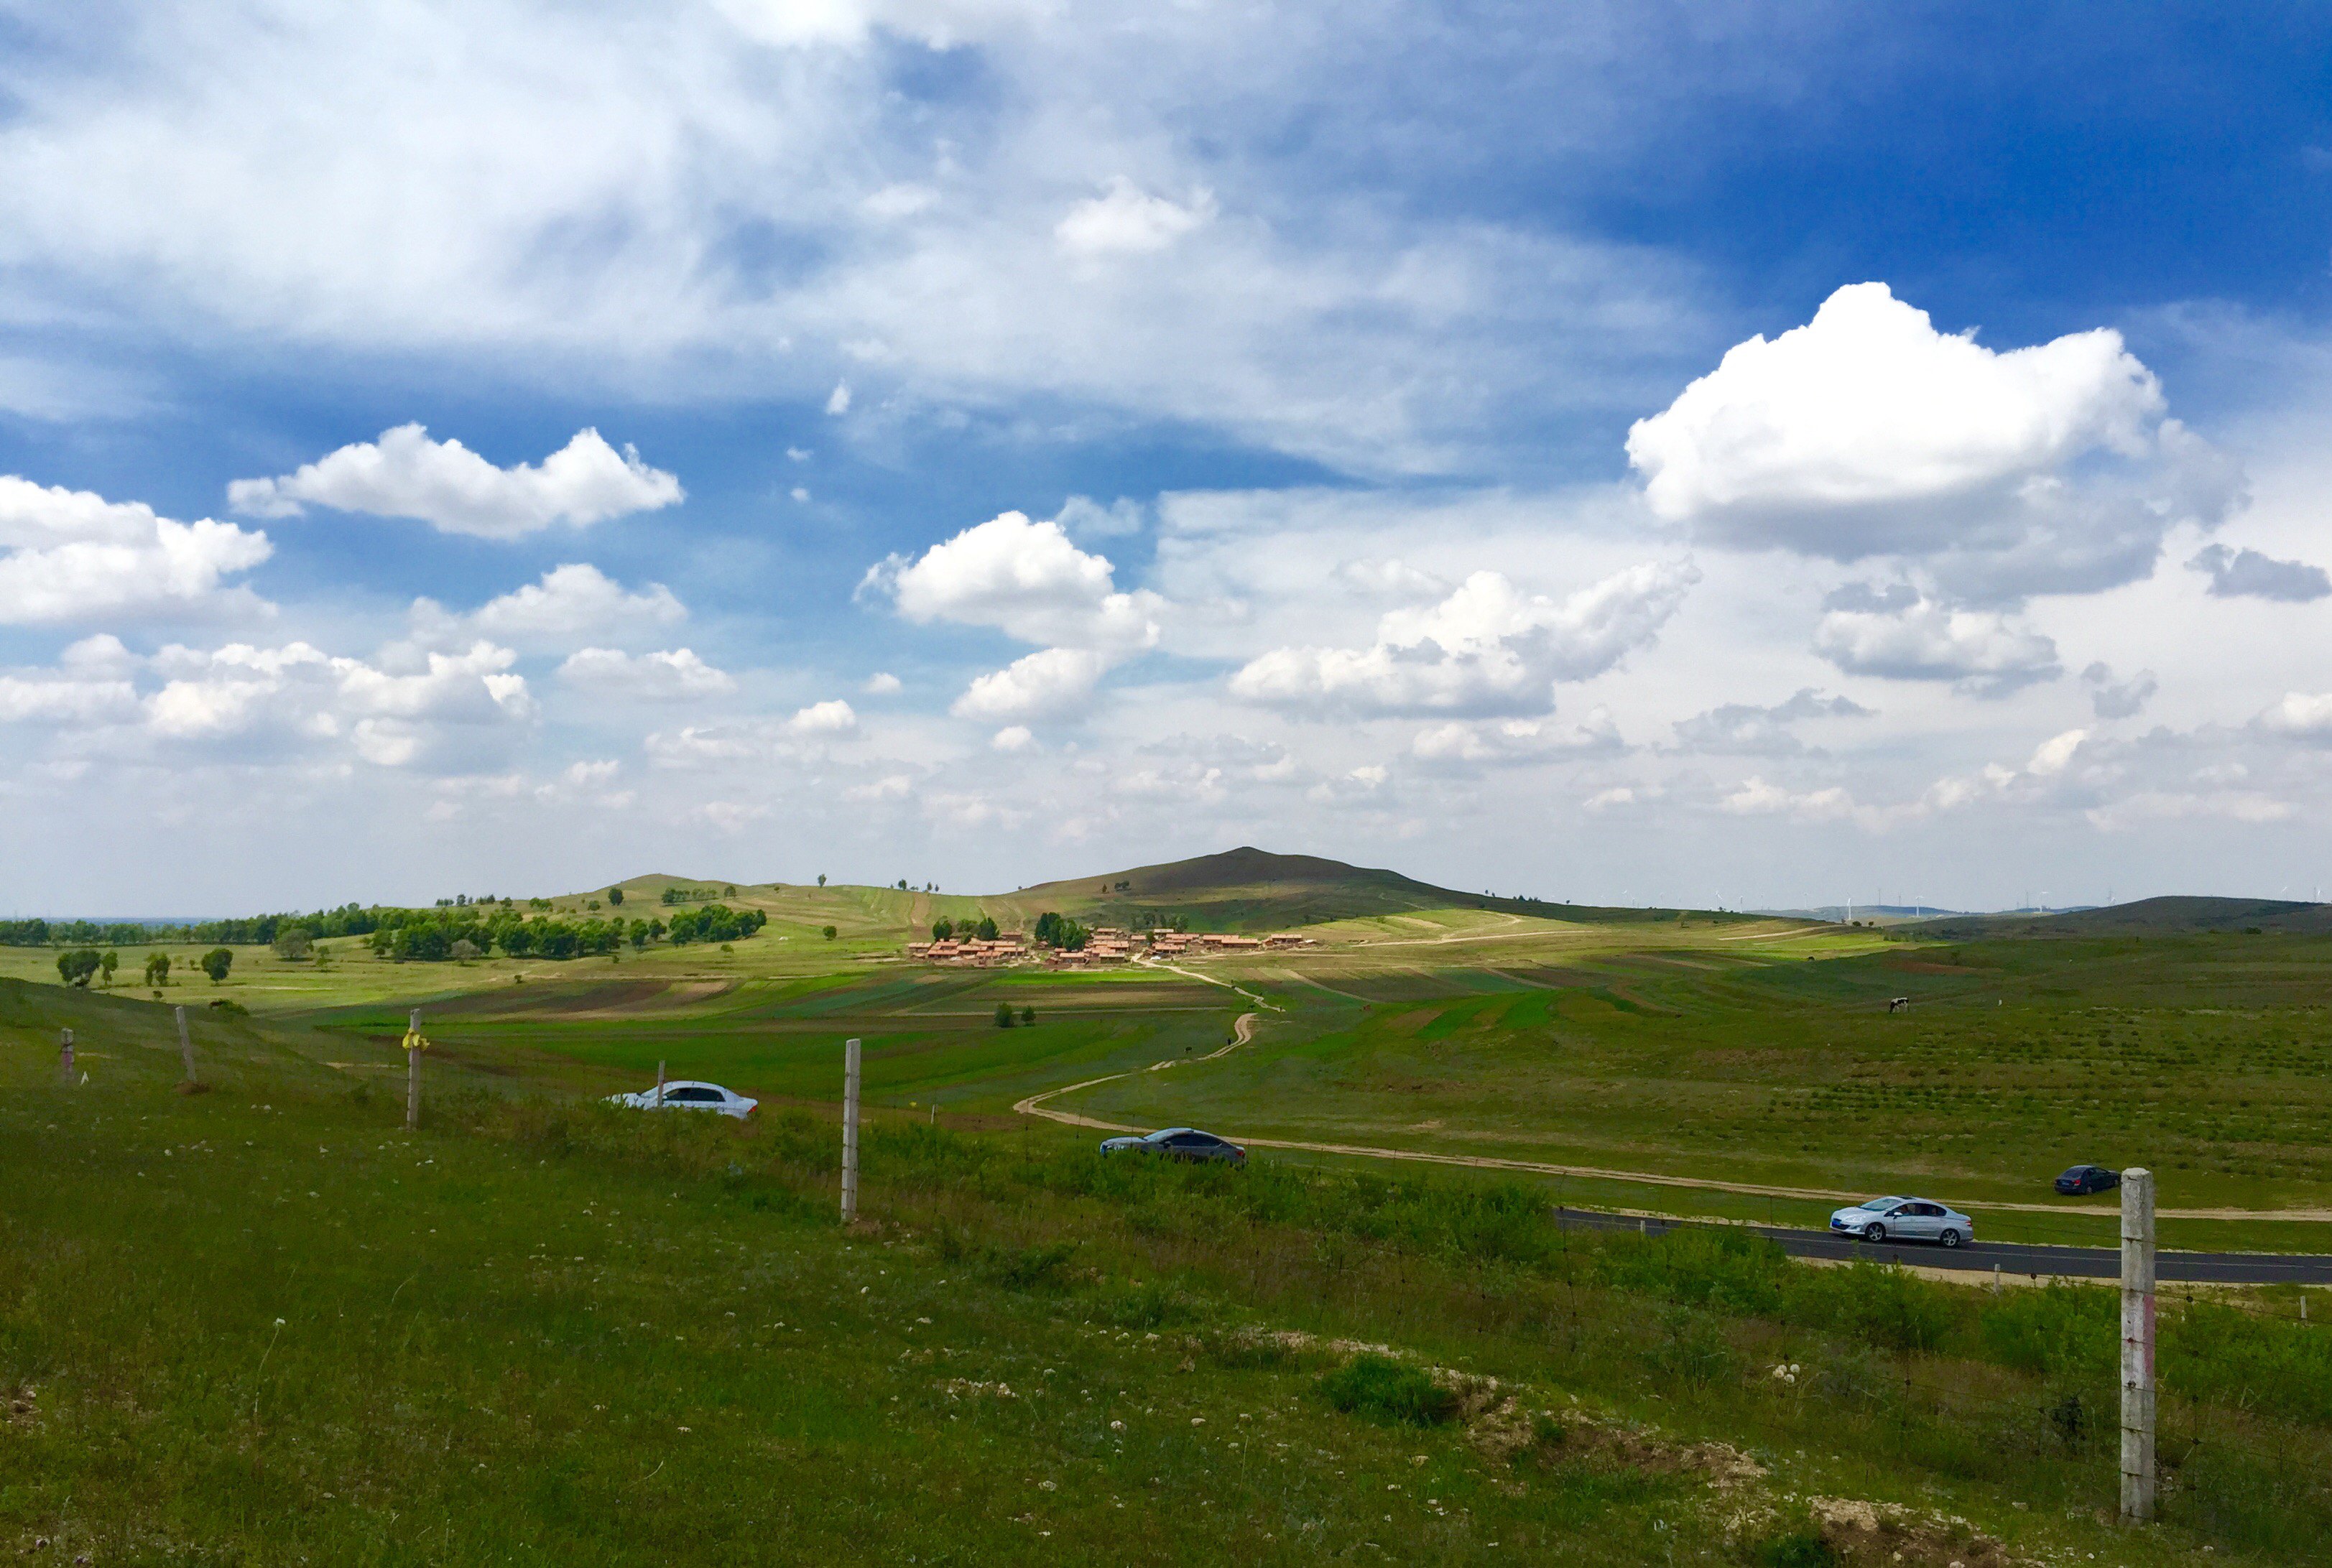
[904, 925, 1317, 967]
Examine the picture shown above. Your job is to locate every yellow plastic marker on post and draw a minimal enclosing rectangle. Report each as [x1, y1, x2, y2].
[404, 1008, 428, 1129]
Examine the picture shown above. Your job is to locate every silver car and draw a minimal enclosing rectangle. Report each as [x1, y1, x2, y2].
[1828, 1195, 1974, 1248]
[606, 1080, 758, 1119]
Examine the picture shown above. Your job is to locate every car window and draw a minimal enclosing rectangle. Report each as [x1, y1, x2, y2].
[673, 1087, 717, 1102]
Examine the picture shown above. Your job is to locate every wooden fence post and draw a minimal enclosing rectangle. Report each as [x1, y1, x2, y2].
[175, 1006, 197, 1085]
[2120, 1166, 2156, 1525]
[405, 1008, 424, 1131]
[841, 1037, 861, 1223]
[58, 1028, 74, 1084]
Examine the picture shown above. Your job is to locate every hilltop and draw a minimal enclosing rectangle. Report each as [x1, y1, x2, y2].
[1911, 894, 2332, 940]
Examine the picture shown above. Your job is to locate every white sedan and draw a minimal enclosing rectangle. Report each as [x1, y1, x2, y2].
[1828, 1195, 1974, 1248]
[606, 1080, 758, 1119]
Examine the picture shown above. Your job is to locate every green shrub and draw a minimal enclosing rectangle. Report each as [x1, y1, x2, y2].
[1979, 1282, 2112, 1376]
[1318, 1353, 1456, 1426]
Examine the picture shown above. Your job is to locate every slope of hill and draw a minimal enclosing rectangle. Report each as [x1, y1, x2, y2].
[981, 846, 1700, 932]
[1912, 895, 2332, 940]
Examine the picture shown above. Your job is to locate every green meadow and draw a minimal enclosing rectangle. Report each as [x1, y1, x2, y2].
[7, 864, 2332, 1561]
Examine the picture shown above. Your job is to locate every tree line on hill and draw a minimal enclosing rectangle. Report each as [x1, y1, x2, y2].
[6, 901, 770, 965]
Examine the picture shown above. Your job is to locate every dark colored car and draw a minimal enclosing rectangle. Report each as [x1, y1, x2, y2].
[2055, 1164, 2120, 1195]
[1098, 1127, 1248, 1166]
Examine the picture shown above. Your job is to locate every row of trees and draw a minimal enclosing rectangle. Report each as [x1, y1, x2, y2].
[365, 904, 769, 962]
[931, 915, 1001, 942]
[57, 947, 232, 987]
[1, 904, 390, 949]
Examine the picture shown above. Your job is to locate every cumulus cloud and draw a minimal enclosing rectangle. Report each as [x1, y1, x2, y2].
[557, 647, 736, 697]
[412, 562, 686, 650]
[1231, 562, 1695, 718]
[863, 671, 902, 695]
[0, 671, 140, 725]
[1812, 593, 2058, 696]
[866, 511, 1165, 651]
[0, 474, 272, 625]
[2259, 692, 2332, 743]
[991, 724, 1035, 752]
[1720, 776, 1859, 822]
[2187, 543, 2332, 603]
[1670, 688, 1872, 756]
[1409, 709, 1623, 767]
[228, 425, 682, 538]
[1056, 177, 1217, 257]
[787, 699, 858, 734]
[950, 646, 1106, 720]
[1627, 283, 2239, 602]
[136, 638, 532, 767]
[2081, 662, 2157, 720]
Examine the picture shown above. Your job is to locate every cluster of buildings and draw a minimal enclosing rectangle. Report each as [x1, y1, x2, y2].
[902, 926, 1318, 968]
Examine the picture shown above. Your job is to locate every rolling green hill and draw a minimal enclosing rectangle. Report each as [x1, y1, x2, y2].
[1912, 895, 2332, 940]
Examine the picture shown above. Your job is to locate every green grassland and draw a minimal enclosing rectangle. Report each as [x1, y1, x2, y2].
[9, 858, 2332, 1559]
[8, 978, 2332, 1565]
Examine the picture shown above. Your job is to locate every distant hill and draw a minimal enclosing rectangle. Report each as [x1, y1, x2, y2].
[984, 846, 1688, 933]
[1912, 896, 2332, 940]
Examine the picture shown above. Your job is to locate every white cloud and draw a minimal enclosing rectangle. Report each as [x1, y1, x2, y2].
[1410, 710, 1623, 766]
[868, 511, 1164, 651]
[0, 672, 140, 725]
[1721, 776, 1858, 822]
[787, 698, 858, 734]
[825, 384, 852, 416]
[415, 563, 686, 649]
[228, 425, 682, 538]
[557, 647, 736, 698]
[863, 672, 902, 695]
[1056, 177, 1217, 258]
[991, 724, 1035, 752]
[2187, 543, 2331, 603]
[1627, 283, 2239, 602]
[951, 646, 1106, 721]
[1811, 595, 2059, 695]
[0, 475, 272, 625]
[2259, 692, 2332, 742]
[2025, 728, 2088, 777]
[845, 774, 913, 802]
[1231, 562, 1695, 718]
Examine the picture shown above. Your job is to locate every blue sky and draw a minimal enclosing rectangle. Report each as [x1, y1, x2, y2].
[2, 1, 2329, 913]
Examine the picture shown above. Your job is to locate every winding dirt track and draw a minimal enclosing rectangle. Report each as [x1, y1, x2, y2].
[1011, 1013, 2331, 1221]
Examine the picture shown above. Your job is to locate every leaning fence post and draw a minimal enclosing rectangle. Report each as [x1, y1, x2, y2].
[175, 1006, 197, 1086]
[840, 1037, 861, 1223]
[402, 1008, 428, 1130]
[2120, 1166, 2156, 1525]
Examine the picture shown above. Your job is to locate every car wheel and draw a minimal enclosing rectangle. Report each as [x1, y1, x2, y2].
[1940, 1228, 1962, 1249]
[1863, 1223, 1887, 1243]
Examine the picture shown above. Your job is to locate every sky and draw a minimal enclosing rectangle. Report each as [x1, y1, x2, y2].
[2, 0, 2331, 914]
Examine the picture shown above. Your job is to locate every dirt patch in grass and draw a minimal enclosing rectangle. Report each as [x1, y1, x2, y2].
[1805, 1495, 2017, 1568]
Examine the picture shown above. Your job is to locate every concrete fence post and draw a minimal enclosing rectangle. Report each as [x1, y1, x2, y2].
[841, 1037, 862, 1224]
[655, 1059, 667, 1108]
[58, 1028, 74, 1084]
[175, 1006, 197, 1085]
[2121, 1166, 2156, 1525]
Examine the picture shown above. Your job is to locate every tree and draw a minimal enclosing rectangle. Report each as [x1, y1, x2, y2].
[629, 923, 649, 951]
[975, 915, 999, 942]
[994, 1003, 1015, 1029]
[56, 948, 101, 987]
[200, 947, 234, 984]
[817, 874, 827, 887]
[144, 952, 171, 988]
[723, 885, 736, 896]
[897, 878, 909, 890]
[1020, 1006, 1035, 1026]
[99, 950, 119, 986]
[449, 938, 481, 961]
[272, 927, 314, 962]
[931, 919, 955, 942]
[608, 886, 624, 906]
[822, 925, 837, 940]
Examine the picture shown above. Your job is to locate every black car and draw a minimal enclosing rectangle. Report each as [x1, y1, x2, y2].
[1098, 1127, 1248, 1166]
[2055, 1164, 2120, 1195]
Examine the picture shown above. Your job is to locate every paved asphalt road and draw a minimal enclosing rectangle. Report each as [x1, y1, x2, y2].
[1553, 1208, 2332, 1286]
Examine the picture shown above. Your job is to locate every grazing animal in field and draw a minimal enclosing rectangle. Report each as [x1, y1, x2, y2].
[1887, 996, 1910, 1013]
